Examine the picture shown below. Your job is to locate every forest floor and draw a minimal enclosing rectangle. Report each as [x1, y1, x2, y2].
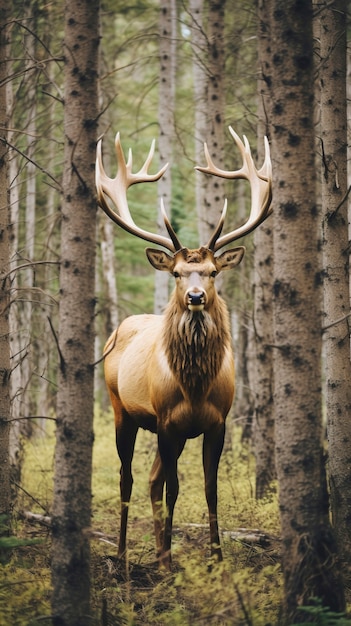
[1, 409, 288, 625]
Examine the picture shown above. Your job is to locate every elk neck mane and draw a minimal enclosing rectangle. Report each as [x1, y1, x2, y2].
[163, 291, 231, 397]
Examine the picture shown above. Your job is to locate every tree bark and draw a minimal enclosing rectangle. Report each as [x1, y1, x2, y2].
[189, 0, 207, 244]
[267, 0, 345, 619]
[317, 0, 351, 592]
[51, 0, 99, 623]
[21, 1, 37, 434]
[7, 31, 23, 492]
[253, 0, 275, 499]
[100, 215, 119, 333]
[202, 0, 226, 246]
[155, 0, 177, 314]
[0, 0, 11, 535]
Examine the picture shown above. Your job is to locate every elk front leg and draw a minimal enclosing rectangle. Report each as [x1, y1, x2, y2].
[157, 432, 185, 570]
[149, 449, 165, 557]
[203, 423, 225, 562]
[116, 415, 138, 559]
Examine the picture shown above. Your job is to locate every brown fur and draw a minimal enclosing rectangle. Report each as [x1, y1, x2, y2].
[164, 295, 231, 399]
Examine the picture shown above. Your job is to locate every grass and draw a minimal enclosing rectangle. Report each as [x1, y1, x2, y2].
[1, 407, 284, 625]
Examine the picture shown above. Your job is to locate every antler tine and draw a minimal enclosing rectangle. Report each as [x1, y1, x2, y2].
[123, 136, 157, 177]
[160, 199, 183, 251]
[206, 200, 227, 251]
[96, 133, 181, 253]
[138, 138, 156, 175]
[196, 126, 273, 253]
[259, 135, 273, 182]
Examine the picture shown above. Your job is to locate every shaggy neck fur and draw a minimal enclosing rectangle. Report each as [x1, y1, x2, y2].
[163, 293, 231, 399]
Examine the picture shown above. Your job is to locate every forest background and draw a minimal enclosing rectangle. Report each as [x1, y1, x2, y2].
[0, 0, 350, 624]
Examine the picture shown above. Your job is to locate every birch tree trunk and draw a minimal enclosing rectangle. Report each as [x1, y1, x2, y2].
[155, 0, 176, 314]
[317, 0, 351, 591]
[0, 0, 11, 533]
[21, 2, 37, 432]
[253, 0, 275, 498]
[267, 0, 344, 618]
[7, 32, 23, 486]
[51, 0, 99, 622]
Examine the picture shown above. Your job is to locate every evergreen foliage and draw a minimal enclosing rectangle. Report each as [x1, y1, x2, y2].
[295, 598, 351, 626]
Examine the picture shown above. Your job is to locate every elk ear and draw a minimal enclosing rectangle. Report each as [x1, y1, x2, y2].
[215, 246, 246, 272]
[145, 248, 174, 272]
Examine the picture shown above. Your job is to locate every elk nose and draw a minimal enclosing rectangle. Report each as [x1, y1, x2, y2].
[186, 289, 206, 311]
[188, 291, 203, 305]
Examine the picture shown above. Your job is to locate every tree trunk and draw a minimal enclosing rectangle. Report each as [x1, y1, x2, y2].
[189, 0, 207, 243]
[7, 28, 23, 493]
[51, 0, 99, 623]
[100, 215, 119, 333]
[155, 0, 177, 314]
[0, 0, 11, 535]
[201, 0, 226, 247]
[253, 0, 275, 499]
[36, 40, 60, 432]
[21, 1, 38, 435]
[268, 0, 345, 619]
[317, 0, 351, 592]
[96, 213, 119, 409]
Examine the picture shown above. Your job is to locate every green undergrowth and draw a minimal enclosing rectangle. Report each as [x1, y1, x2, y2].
[1, 407, 284, 625]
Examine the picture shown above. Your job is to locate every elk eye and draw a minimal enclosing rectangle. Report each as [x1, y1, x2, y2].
[211, 270, 217, 278]
[173, 271, 180, 279]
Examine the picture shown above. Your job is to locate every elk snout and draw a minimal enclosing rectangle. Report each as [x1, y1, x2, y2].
[186, 287, 206, 312]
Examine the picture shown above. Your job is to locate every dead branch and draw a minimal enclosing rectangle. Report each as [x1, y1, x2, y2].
[20, 510, 52, 527]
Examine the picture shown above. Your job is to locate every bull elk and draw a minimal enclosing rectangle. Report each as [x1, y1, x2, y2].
[96, 126, 272, 570]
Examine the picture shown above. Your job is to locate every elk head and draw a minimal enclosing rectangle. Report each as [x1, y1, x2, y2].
[95, 126, 272, 293]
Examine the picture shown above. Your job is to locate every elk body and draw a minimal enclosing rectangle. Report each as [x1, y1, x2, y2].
[96, 127, 272, 569]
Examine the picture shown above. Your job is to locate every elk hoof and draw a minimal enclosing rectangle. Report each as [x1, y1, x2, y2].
[158, 550, 172, 571]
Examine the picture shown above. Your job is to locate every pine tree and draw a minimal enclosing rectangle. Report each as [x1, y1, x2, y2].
[51, 0, 99, 622]
[317, 0, 351, 592]
[267, 0, 344, 617]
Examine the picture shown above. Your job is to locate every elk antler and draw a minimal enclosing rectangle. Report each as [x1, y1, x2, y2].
[96, 133, 183, 253]
[196, 126, 272, 252]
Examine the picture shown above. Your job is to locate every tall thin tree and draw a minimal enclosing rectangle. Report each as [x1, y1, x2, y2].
[317, 0, 351, 591]
[0, 0, 11, 534]
[189, 0, 207, 243]
[202, 0, 226, 244]
[51, 0, 99, 623]
[267, 0, 344, 618]
[21, 0, 38, 430]
[155, 0, 177, 314]
[253, 0, 275, 498]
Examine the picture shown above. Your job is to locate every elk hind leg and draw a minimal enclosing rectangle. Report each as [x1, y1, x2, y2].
[203, 424, 225, 562]
[115, 411, 138, 559]
[149, 449, 165, 558]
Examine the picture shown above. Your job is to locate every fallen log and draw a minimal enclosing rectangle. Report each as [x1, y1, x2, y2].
[173, 522, 280, 549]
[20, 511, 280, 550]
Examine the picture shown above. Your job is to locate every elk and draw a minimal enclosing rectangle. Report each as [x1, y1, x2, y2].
[96, 126, 272, 570]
